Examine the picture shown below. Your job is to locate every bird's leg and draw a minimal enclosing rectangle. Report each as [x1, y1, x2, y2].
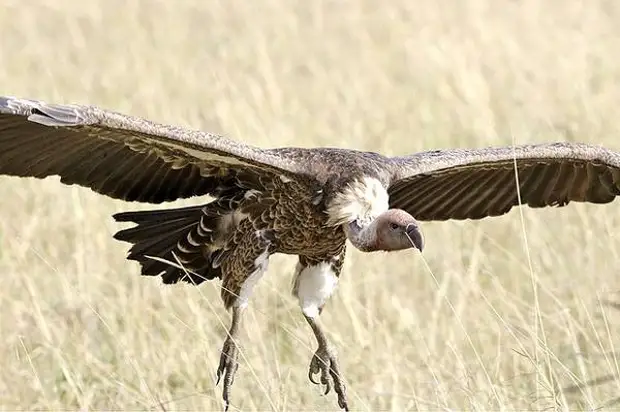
[305, 314, 349, 411]
[216, 305, 243, 411]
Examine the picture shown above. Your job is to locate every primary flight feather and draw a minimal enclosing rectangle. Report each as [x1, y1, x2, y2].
[1, 96, 620, 411]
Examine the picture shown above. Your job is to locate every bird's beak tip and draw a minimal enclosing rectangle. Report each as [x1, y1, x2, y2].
[405, 224, 424, 252]
[414, 240, 424, 252]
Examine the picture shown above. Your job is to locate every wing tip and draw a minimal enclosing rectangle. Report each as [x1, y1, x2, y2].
[0, 95, 39, 116]
[0, 95, 87, 127]
[0, 95, 12, 109]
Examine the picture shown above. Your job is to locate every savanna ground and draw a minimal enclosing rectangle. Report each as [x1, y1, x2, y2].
[1, 0, 620, 410]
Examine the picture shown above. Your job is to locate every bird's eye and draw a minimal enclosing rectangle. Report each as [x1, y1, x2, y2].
[389, 222, 399, 230]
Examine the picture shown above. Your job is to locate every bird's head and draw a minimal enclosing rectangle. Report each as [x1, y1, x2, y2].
[346, 209, 424, 253]
[373, 209, 424, 252]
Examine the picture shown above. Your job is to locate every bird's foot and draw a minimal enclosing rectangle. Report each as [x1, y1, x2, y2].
[308, 344, 349, 411]
[216, 336, 239, 411]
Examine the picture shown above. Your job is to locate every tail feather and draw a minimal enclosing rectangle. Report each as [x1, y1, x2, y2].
[114, 205, 205, 223]
[126, 228, 190, 261]
[113, 203, 225, 284]
[114, 217, 197, 244]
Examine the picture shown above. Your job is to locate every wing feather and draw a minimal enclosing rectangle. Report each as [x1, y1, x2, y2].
[480, 168, 515, 217]
[412, 171, 465, 218]
[437, 169, 494, 219]
[0, 96, 313, 203]
[388, 142, 620, 221]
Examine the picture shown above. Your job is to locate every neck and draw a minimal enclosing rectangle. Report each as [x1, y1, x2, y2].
[345, 220, 378, 252]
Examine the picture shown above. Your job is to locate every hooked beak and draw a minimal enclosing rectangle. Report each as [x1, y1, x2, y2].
[405, 223, 424, 252]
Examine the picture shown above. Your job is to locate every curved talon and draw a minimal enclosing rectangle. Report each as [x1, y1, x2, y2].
[321, 364, 331, 394]
[307, 346, 348, 409]
[308, 358, 321, 384]
[332, 367, 347, 411]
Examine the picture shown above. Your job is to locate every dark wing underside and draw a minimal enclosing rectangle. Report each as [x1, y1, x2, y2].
[0, 96, 315, 203]
[388, 142, 620, 221]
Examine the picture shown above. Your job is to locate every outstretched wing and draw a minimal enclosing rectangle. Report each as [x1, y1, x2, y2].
[388, 142, 620, 221]
[0, 96, 314, 203]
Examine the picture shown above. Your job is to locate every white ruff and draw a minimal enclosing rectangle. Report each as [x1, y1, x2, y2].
[326, 177, 389, 226]
[293, 262, 339, 318]
[236, 243, 270, 309]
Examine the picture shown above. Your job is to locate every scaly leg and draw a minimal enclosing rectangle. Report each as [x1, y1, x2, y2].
[216, 305, 243, 411]
[305, 314, 349, 411]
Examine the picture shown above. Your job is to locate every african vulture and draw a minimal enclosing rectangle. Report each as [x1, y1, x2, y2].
[1, 96, 620, 410]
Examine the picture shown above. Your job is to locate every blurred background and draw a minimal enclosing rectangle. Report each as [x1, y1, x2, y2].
[1, 0, 620, 410]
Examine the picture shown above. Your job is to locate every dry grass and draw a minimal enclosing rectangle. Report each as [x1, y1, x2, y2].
[2, 0, 620, 410]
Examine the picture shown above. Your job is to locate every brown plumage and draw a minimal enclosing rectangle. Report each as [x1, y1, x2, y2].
[1, 95, 620, 411]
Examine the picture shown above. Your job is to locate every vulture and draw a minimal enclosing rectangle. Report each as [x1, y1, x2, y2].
[1, 95, 620, 411]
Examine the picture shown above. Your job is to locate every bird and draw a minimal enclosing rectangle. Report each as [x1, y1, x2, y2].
[1, 95, 620, 411]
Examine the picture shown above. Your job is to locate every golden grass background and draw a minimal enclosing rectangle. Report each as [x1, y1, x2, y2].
[2, 0, 620, 410]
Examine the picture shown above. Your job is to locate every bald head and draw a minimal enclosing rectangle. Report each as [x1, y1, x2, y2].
[373, 209, 424, 252]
